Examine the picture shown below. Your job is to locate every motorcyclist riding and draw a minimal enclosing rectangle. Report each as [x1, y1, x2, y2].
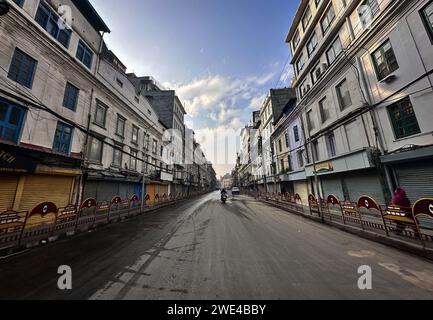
[221, 188, 228, 203]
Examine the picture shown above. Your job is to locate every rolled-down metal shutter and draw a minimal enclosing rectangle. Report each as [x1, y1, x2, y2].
[294, 181, 308, 204]
[321, 176, 344, 200]
[395, 161, 433, 204]
[0, 175, 19, 212]
[19, 175, 74, 212]
[344, 170, 385, 204]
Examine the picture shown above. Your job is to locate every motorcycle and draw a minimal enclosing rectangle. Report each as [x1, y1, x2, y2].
[221, 193, 228, 204]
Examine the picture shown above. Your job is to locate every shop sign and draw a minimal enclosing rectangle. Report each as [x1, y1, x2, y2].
[0, 145, 38, 174]
[315, 162, 334, 174]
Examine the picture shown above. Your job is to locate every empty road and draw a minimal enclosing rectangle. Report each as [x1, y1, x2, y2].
[1, 192, 433, 300]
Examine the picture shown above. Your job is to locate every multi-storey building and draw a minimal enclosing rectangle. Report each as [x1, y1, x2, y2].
[0, 0, 110, 215]
[286, 0, 433, 203]
[270, 91, 300, 195]
[85, 44, 170, 201]
[128, 75, 188, 194]
[238, 125, 254, 188]
[0, 0, 215, 220]
[258, 88, 296, 193]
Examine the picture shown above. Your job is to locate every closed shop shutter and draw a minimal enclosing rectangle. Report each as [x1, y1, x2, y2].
[83, 181, 98, 200]
[395, 161, 433, 204]
[294, 181, 308, 204]
[321, 176, 344, 201]
[0, 175, 19, 212]
[344, 170, 385, 204]
[19, 175, 74, 212]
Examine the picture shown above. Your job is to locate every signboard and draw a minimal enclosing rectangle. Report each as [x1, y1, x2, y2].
[161, 172, 174, 182]
[0, 144, 38, 174]
[314, 162, 334, 174]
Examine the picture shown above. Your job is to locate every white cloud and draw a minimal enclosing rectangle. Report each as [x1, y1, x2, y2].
[164, 71, 276, 116]
[248, 93, 267, 110]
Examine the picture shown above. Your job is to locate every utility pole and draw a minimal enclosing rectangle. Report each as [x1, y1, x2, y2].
[305, 123, 324, 223]
[141, 158, 148, 212]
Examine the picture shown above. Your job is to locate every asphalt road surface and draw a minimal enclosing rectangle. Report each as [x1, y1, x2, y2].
[1, 192, 433, 300]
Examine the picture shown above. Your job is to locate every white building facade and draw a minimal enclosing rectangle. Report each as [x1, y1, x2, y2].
[286, 0, 433, 203]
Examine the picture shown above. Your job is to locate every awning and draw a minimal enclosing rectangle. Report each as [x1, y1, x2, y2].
[381, 146, 433, 165]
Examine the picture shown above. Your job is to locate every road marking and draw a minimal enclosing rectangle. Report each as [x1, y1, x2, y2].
[347, 250, 376, 258]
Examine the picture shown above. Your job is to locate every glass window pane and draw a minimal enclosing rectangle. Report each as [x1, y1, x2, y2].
[8, 108, 21, 125]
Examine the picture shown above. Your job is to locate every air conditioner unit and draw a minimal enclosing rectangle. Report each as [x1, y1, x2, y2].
[315, 68, 322, 79]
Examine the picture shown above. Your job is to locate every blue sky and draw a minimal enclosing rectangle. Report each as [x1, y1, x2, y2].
[91, 0, 298, 175]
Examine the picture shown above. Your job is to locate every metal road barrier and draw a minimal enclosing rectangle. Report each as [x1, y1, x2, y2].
[246, 190, 433, 250]
[0, 191, 209, 256]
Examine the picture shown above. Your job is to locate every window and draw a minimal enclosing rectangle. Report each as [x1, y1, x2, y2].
[40, 5, 70, 46]
[307, 110, 315, 131]
[294, 126, 300, 142]
[35, 2, 71, 48]
[326, 133, 337, 158]
[280, 159, 285, 173]
[311, 62, 323, 84]
[336, 79, 352, 110]
[278, 139, 283, 152]
[307, 32, 318, 56]
[358, 0, 380, 28]
[288, 155, 292, 171]
[300, 80, 310, 98]
[285, 131, 290, 148]
[8, 48, 37, 89]
[94, 102, 107, 127]
[326, 37, 343, 65]
[152, 139, 158, 154]
[297, 151, 304, 168]
[76, 40, 93, 69]
[88, 137, 103, 162]
[321, 5, 336, 34]
[312, 140, 319, 161]
[112, 148, 122, 168]
[144, 133, 150, 150]
[387, 97, 421, 139]
[421, 2, 433, 42]
[63, 82, 79, 111]
[372, 40, 399, 81]
[296, 53, 306, 73]
[292, 31, 301, 51]
[53, 122, 73, 155]
[302, 6, 312, 30]
[160, 145, 164, 157]
[319, 97, 330, 123]
[132, 125, 139, 144]
[130, 149, 138, 171]
[116, 115, 125, 137]
[14, 0, 24, 7]
[116, 78, 123, 88]
[0, 100, 25, 143]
